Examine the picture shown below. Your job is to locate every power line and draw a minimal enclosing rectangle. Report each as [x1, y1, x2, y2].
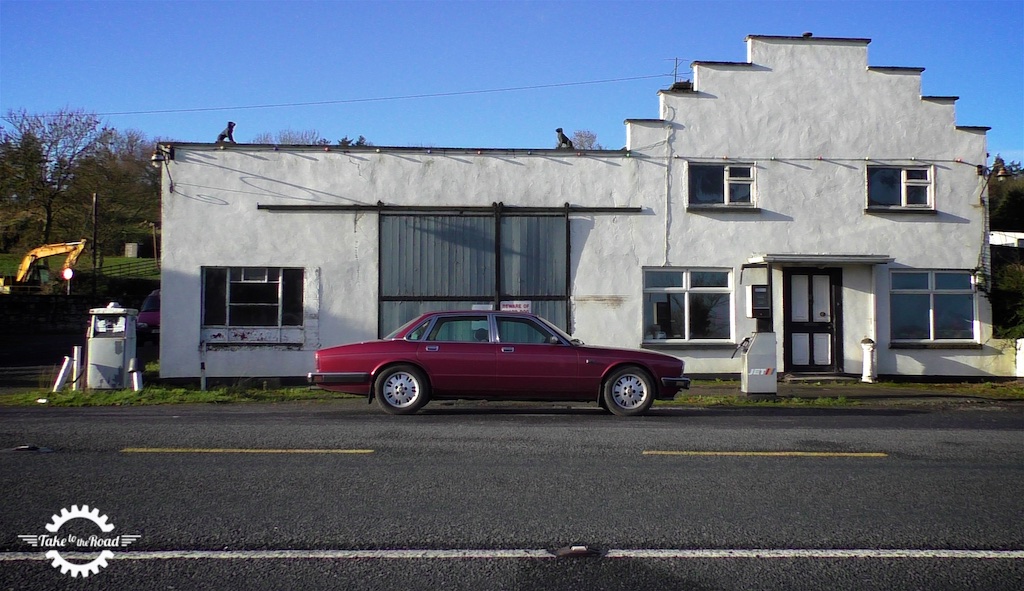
[94, 74, 671, 117]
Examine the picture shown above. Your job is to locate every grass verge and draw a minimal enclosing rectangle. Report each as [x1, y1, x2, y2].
[0, 386, 360, 407]
[658, 395, 856, 408]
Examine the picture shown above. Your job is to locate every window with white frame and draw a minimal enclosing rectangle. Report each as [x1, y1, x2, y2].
[202, 267, 304, 327]
[890, 270, 976, 341]
[688, 164, 754, 206]
[867, 166, 932, 208]
[643, 268, 732, 341]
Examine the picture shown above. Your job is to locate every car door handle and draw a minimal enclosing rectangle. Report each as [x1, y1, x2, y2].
[425, 345, 439, 352]
[501, 347, 515, 353]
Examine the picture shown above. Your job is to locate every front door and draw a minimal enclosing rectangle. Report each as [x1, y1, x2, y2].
[783, 268, 842, 373]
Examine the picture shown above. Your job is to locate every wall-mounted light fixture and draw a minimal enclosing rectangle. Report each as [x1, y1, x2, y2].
[150, 146, 174, 168]
[977, 161, 1010, 181]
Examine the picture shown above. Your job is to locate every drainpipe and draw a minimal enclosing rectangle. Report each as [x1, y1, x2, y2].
[199, 341, 207, 391]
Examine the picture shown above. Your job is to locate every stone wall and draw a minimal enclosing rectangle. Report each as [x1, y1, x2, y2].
[0, 295, 117, 334]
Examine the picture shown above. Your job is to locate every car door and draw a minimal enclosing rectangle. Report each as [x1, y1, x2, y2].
[494, 315, 581, 398]
[416, 315, 496, 395]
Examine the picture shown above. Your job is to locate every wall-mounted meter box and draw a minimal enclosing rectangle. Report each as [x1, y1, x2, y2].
[746, 285, 771, 319]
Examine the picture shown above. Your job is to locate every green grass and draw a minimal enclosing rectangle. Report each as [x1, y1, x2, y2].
[0, 253, 157, 277]
[658, 395, 856, 407]
[870, 380, 1024, 400]
[0, 385, 360, 407]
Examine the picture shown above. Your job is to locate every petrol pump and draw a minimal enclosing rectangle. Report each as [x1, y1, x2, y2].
[736, 264, 778, 397]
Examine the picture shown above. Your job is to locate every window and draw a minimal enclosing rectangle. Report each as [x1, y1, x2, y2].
[688, 164, 754, 206]
[203, 267, 304, 327]
[643, 269, 732, 342]
[890, 270, 975, 341]
[497, 316, 554, 344]
[868, 166, 932, 208]
[426, 316, 488, 343]
[378, 214, 569, 335]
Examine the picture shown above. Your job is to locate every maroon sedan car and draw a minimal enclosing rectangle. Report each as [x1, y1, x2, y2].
[308, 311, 690, 416]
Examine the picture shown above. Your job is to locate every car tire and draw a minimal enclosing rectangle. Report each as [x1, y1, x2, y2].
[374, 364, 430, 415]
[602, 366, 654, 417]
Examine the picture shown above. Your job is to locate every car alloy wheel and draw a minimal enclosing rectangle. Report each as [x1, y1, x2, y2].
[374, 364, 430, 414]
[603, 366, 654, 416]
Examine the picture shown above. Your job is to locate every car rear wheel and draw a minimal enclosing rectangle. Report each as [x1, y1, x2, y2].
[603, 366, 654, 416]
[374, 364, 430, 415]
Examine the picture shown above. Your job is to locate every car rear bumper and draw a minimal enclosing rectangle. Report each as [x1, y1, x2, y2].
[307, 372, 370, 386]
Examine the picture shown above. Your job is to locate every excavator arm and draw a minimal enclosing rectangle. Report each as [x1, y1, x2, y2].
[14, 239, 89, 283]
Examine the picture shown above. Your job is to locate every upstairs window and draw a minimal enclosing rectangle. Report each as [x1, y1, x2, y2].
[868, 167, 932, 209]
[890, 270, 976, 341]
[688, 164, 754, 206]
[643, 268, 733, 342]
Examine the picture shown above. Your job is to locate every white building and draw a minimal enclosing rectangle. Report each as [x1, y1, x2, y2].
[157, 35, 1016, 380]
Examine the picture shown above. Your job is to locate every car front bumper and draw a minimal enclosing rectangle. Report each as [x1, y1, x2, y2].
[661, 376, 692, 391]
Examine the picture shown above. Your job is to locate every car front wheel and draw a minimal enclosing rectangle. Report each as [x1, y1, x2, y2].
[602, 366, 654, 416]
[374, 364, 430, 415]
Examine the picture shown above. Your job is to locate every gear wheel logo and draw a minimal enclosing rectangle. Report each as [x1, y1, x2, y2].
[18, 504, 140, 578]
[44, 505, 114, 578]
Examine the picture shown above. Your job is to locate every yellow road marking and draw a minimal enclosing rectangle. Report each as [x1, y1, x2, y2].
[121, 448, 374, 454]
[643, 450, 887, 458]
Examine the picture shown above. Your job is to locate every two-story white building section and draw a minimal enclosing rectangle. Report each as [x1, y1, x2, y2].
[156, 34, 1015, 380]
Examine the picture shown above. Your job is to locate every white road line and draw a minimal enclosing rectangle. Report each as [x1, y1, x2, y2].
[2, 549, 1023, 561]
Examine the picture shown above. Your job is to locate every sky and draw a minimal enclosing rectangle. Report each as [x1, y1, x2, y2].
[1, 0, 1022, 162]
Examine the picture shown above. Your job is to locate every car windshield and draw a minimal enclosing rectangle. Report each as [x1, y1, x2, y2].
[536, 315, 582, 345]
[141, 294, 160, 313]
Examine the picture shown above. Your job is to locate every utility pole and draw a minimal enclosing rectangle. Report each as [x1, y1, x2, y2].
[92, 192, 98, 296]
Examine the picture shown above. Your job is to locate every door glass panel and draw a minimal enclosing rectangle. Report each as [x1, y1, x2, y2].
[812, 275, 831, 323]
[813, 333, 832, 365]
[791, 333, 810, 366]
[791, 275, 809, 322]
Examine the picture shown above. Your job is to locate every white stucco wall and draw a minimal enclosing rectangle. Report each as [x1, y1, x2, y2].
[159, 34, 1016, 379]
[160, 148, 673, 378]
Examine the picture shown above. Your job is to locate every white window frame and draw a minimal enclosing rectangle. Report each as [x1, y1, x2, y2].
[867, 166, 934, 209]
[889, 270, 977, 342]
[687, 163, 756, 207]
[201, 266, 307, 345]
[643, 268, 734, 343]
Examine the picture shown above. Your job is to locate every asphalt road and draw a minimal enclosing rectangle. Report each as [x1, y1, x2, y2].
[1, 401, 1022, 590]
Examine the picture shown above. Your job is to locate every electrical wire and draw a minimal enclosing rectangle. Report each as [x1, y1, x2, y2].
[94, 74, 671, 117]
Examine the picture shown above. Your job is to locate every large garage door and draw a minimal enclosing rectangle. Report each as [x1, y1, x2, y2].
[379, 212, 569, 335]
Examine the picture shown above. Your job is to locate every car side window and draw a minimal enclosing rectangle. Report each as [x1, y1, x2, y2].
[426, 316, 488, 342]
[497, 317, 554, 344]
[406, 320, 430, 341]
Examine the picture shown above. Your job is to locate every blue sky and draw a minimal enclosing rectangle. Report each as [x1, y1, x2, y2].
[1, 0, 1022, 162]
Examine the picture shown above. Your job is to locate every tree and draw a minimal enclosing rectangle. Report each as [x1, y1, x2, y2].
[570, 130, 603, 150]
[68, 128, 161, 259]
[338, 135, 370, 147]
[1, 108, 104, 246]
[989, 156, 1024, 231]
[251, 129, 330, 145]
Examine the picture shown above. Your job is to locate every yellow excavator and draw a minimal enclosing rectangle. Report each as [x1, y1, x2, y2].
[1, 239, 89, 293]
